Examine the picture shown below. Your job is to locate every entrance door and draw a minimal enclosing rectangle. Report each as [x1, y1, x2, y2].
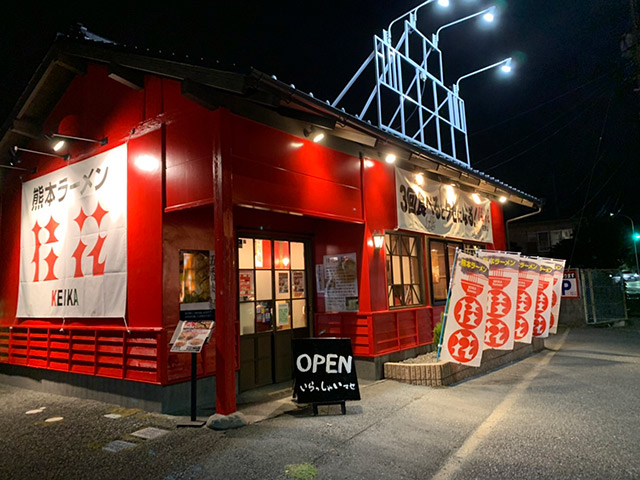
[237, 237, 310, 391]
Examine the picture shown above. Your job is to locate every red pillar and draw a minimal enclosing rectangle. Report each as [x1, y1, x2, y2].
[213, 108, 237, 414]
[490, 201, 507, 251]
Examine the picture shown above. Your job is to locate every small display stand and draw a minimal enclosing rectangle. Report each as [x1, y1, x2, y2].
[170, 320, 215, 427]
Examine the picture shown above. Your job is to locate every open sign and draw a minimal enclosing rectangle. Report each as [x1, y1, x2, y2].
[293, 338, 360, 405]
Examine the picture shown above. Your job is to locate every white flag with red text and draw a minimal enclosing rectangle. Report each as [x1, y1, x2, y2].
[514, 256, 541, 344]
[17, 144, 127, 318]
[479, 251, 520, 351]
[533, 260, 555, 338]
[548, 259, 566, 334]
[440, 251, 490, 367]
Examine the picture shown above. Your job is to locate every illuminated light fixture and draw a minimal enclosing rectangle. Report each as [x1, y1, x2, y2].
[364, 159, 375, 168]
[385, 153, 397, 164]
[499, 196, 508, 204]
[372, 231, 385, 250]
[283, 257, 290, 267]
[134, 155, 159, 172]
[303, 126, 326, 143]
[501, 59, 513, 73]
[14, 145, 70, 161]
[445, 184, 457, 206]
[453, 57, 513, 95]
[415, 173, 425, 186]
[385, 0, 450, 44]
[432, 6, 498, 48]
[471, 193, 482, 205]
[290, 142, 304, 148]
[49, 133, 108, 152]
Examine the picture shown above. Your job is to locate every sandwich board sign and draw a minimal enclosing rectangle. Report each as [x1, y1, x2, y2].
[292, 338, 360, 414]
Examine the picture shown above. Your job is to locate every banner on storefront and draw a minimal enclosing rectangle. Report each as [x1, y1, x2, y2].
[533, 260, 555, 338]
[17, 144, 128, 318]
[395, 168, 493, 243]
[479, 251, 520, 351]
[515, 256, 541, 344]
[440, 251, 489, 367]
[548, 259, 566, 334]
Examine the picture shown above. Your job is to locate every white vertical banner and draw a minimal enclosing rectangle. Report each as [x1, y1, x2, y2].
[479, 251, 520, 351]
[17, 144, 128, 317]
[440, 251, 490, 367]
[548, 259, 566, 334]
[533, 261, 555, 338]
[515, 256, 541, 344]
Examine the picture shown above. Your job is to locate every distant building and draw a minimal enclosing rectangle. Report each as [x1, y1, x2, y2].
[508, 218, 575, 256]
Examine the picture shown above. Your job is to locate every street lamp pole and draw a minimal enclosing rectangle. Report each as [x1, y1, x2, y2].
[453, 57, 513, 95]
[611, 213, 640, 275]
[432, 7, 496, 48]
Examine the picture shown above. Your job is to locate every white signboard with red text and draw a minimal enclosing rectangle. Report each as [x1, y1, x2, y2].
[479, 251, 520, 351]
[440, 251, 489, 367]
[395, 168, 493, 244]
[17, 144, 127, 318]
[515, 257, 541, 344]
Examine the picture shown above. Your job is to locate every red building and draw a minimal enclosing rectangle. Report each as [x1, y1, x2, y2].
[0, 30, 541, 414]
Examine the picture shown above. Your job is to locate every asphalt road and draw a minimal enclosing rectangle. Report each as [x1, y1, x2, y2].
[1, 323, 639, 480]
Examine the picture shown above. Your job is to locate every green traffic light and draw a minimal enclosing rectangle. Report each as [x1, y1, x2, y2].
[634, 233, 640, 241]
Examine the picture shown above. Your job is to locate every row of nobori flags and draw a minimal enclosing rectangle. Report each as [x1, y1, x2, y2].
[438, 249, 565, 367]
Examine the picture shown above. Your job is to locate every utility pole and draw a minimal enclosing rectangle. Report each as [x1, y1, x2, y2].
[632, 0, 640, 94]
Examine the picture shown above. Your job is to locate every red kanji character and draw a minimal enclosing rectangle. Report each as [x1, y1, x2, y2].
[447, 329, 479, 363]
[453, 296, 483, 329]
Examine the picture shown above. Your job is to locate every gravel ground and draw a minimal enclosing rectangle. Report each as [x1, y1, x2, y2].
[401, 350, 439, 364]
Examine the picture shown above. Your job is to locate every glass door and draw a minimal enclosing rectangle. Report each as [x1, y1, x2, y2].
[238, 237, 309, 390]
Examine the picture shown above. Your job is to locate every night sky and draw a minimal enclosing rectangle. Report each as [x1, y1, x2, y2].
[1, 1, 637, 221]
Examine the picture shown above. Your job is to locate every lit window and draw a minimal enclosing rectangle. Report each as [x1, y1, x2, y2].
[384, 233, 424, 308]
[428, 240, 484, 304]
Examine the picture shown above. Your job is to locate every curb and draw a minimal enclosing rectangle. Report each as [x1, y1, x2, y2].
[383, 338, 545, 386]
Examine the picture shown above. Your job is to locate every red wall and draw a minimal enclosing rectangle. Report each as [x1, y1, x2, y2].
[230, 115, 363, 222]
[0, 60, 511, 380]
[0, 65, 166, 382]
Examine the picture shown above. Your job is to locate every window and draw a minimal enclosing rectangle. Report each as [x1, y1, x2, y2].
[238, 238, 308, 335]
[385, 232, 424, 308]
[428, 239, 484, 303]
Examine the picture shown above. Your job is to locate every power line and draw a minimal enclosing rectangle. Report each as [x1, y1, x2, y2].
[569, 89, 615, 266]
[470, 70, 613, 136]
[475, 82, 609, 167]
[482, 96, 606, 172]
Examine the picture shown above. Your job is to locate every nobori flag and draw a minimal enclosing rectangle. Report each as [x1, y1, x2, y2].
[515, 256, 541, 344]
[440, 251, 489, 367]
[533, 261, 555, 338]
[17, 144, 127, 318]
[548, 259, 566, 334]
[479, 251, 520, 351]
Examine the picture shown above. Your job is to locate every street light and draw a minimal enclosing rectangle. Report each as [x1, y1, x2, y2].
[432, 6, 497, 47]
[609, 212, 640, 276]
[453, 57, 513, 95]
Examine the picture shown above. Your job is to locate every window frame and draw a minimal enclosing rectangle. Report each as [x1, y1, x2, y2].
[427, 238, 485, 305]
[384, 231, 426, 309]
